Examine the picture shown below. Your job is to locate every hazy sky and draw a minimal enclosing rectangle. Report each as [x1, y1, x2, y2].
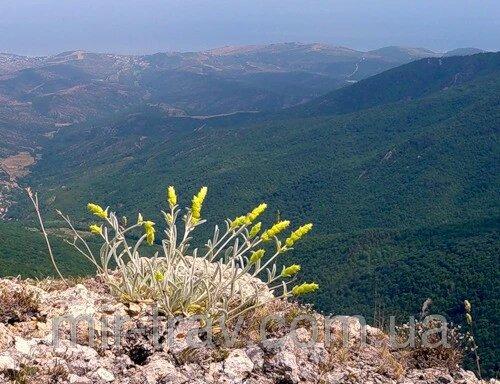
[1, 0, 499, 56]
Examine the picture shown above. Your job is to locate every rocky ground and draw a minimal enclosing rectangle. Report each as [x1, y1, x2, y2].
[0, 277, 496, 384]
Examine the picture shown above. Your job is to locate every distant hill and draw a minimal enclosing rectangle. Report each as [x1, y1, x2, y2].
[300, 52, 500, 116]
[444, 47, 486, 57]
[0, 43, 488, 160]
[0, 53, 44, 74]
[0, 42, 459, 174]
[0, 43, 480, 126]
[367, 46, 440, 62]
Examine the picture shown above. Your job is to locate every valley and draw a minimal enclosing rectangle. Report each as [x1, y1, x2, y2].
[1, 43, 468, 218]
[0, 43, 483, 128]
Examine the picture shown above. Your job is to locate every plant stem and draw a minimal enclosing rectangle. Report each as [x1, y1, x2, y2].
[26, 188, 68, 285]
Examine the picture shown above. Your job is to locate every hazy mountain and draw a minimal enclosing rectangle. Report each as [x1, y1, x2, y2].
[444, 47, 486, 57]
[366, 46, 440, 62]
[0, 43, 476, 127]
[0, 42, 463, 168]
[300, 52, 500, 116]
[0, 53, 44, 74]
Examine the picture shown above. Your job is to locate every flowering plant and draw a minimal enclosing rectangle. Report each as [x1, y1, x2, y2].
[52, 186, 318, 322]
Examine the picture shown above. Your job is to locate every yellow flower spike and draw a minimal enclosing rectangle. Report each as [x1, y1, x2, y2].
[464, 300, 472, 313]
[291, 282, 319, 296]
[165, 212, 173, 224]
[187, 304, 204, 315]
[261, 220, 290, 242]
[231, 215, 249, 228]
[249, 222, 262, 238]
[143, 220, 155, 229]
[87, 203, 108, 219]
[231, 203, 267, 229]
[142, 220, 156, 245]
[281, 264, 301, 278]
[167, 186, 177, 207]
[154, 271, 165, 282]
[146, 228, 155, 245]
[246, 203, 267, 223]
[191, 186, 208, 224]
[89, 224, 102, 235]
[285, 223, 313, 248]
[249, 249, 266, 264]
[465, 313, 473, 325]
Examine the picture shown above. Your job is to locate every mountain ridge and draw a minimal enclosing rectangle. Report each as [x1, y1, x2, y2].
[0, 43, 487, 65]
[0, 44, 489, 132]
[298, 52, 500, 116]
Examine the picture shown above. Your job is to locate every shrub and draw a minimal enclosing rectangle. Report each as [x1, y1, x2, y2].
[0, 281, 41, 325]
[30, 186, 318, 323]
[396, 317, 464, 371]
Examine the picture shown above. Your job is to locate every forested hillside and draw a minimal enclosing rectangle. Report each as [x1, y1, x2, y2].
[299, 52, 500, 116]
[3, 52, 499, 374]
[25, 54, 499, 227]
[1, 43, 449, 183]
[0, 221, 94, 277]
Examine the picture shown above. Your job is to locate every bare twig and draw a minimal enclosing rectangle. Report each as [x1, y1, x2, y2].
[26, 188, 68, 285]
